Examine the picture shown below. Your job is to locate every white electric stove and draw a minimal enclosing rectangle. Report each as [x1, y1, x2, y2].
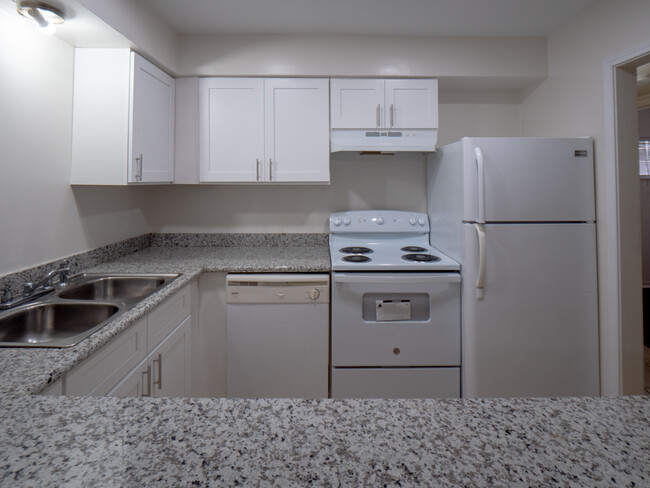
[329, 210, 460, 272]
[329, 210, 462, 399]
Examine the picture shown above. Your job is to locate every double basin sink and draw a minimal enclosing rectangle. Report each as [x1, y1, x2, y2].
[0, 273, 179, 348]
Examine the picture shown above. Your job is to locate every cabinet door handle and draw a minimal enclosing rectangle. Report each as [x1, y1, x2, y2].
[153, 353, 162, 390]
[376, 104, 381, 128]
[135, 154, 143, 181]
[142, 364, 152, 397]
[269, 159, 273, 181]
[390, 104, 394, 127]
[256, 158, 260, 181]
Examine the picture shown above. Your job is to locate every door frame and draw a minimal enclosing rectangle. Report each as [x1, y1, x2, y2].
[602, 39, 650, 395]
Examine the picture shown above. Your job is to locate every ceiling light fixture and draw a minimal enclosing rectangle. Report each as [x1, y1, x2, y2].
[16, 0, 66, 35]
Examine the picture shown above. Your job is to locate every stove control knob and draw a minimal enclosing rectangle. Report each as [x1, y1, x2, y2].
[409, 217, 417, 225]
[309, 288, 321, 300]
[376, 217, 384, 225]
[418, 217, 426, 226]
[333, 218, 342, 226]
[343, 217, 351, 225]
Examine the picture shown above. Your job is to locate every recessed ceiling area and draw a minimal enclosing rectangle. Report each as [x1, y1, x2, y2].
[141, 0, 601, 37]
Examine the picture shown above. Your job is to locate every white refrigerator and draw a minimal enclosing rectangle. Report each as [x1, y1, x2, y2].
[426, 137, 599, 398]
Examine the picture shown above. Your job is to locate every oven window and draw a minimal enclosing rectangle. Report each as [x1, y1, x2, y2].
[362, 293, 430, 322]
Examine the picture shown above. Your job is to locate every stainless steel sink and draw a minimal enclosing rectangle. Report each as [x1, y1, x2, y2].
[0, 273, 179, 347]
[0, 302, 119, 347]
[58, 276, 166, 301]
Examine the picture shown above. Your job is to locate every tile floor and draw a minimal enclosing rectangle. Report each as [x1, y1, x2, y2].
[645, 346, 650, 395]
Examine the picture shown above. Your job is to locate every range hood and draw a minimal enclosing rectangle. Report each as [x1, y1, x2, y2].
[330, 129, 437, 153]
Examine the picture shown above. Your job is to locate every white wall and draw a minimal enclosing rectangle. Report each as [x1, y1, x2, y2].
[0, 9, 152, 276]
[76, 0, 178, 73]
[0, 5, 530, 271]
[439, 90, 522, 145]
[520, 0, 650, 395]
[147, 91, 523, 234]
[177, 33, 546, 83]
[640, 108, 650, 138]
[147, 154, 428, 233]
[144, 34, 528, 234]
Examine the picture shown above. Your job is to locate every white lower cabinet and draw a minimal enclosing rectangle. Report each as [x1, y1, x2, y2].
[65, 319, 148, 397]
[61, 284, 195, 398]
[106, 362, 144, 397]
[108, 315, 192, 398]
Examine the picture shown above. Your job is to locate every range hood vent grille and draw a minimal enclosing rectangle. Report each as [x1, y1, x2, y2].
[330, 129, 437, 153]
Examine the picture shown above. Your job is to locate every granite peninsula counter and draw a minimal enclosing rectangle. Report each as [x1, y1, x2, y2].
[0, 241, 648, 486]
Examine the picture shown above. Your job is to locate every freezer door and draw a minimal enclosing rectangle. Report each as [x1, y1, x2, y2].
[462, 137, 595, 223]
[461, 223, 599, 398]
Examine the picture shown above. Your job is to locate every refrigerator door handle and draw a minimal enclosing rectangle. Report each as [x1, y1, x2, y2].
[474, 147, 485, 224]
[474, 224, 486, 299]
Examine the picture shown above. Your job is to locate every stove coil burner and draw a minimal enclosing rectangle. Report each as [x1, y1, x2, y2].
[340, 247, 373, 254]
[401, 246, 428, 253]
[402, 253, 441, 262]
[342, 255, 372, 263]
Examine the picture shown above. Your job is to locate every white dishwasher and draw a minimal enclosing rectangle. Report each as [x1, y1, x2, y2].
[226, 274, 330, 398]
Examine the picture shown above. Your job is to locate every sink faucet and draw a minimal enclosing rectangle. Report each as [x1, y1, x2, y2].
[23, 262, 70, 296]
[0, 262, 70, 310]
[0, 288, 12, 304]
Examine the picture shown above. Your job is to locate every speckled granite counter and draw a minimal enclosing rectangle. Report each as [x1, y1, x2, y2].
[1, 394, 648, 486]
[1, 243, 649, 486]
[0, 244, 331, 397]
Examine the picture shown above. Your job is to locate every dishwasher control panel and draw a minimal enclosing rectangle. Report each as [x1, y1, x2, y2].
[226, 274, 330, 304]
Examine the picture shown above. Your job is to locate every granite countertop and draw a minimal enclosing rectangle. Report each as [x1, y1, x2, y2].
[1, 243, 649, 486]
[0, 244, 331, 397]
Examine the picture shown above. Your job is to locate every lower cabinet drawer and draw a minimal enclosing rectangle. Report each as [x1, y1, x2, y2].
[331, 367, 460, 399]
[148, 285, 190, 349]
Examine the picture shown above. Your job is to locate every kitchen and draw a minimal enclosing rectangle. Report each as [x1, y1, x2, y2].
[1, 0, 649, 485]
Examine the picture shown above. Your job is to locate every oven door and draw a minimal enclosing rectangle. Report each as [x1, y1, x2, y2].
[331, 272, 461, 366]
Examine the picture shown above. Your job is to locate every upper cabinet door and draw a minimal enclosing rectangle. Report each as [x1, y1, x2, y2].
[199, 78, 264, 182]
[264, 79, 330, 183]
[130, 53, 175, 183]
[330, 79, 384, 129]
[384, 79, 438, 129]
[70, 49, 175, 185]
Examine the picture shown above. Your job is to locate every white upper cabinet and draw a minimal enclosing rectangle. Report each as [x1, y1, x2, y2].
[384, 80, 438, 129]
[264, 79, 330, 182]
[331, 79, 438, 129]
[131, 54, 175, 183]
[330, 79, 384, 129]
[200, 78, 330, 183]
[199, 78, 264, 182]
[70, 49, 175, 185]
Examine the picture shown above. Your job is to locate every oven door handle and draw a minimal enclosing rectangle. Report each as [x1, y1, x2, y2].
[334, 273, 460, 284]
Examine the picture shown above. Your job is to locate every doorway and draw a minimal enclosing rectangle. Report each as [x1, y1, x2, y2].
[604, 42, 650, 396]
[638, 62, 650, 394]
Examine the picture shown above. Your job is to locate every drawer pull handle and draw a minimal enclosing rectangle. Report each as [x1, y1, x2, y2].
[393, 347, 400, 355]
[153, 353, 162, 390]
[142, 365, 152, 397]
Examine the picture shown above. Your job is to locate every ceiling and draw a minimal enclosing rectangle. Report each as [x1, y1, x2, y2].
[140, 0, 601, 37]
